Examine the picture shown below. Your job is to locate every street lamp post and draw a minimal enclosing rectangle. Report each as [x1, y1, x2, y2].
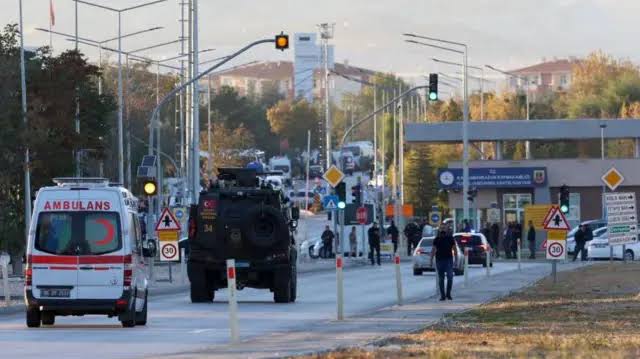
[19, 0, 32, 248]
[74, 0, 167, 184]
[485, 64, 531, 159]
[404, 33, 471, 223]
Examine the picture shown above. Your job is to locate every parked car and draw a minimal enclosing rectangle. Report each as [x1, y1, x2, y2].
[454, 232, 493, 267]
[412, 236, 464, 276]
[567, 219, 607, 254]
[587, 227, 638, 261]
[341, 151, 356, 175]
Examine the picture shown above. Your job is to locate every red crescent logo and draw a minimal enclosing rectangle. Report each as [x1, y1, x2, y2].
[94, 218, 116, 246]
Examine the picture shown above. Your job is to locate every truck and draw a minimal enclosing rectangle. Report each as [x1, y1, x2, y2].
[187, 168, 299, 303]
[268, 156, 292, 186]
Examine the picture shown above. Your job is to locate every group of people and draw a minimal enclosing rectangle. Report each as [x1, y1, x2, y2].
[478, 221, 538, 259]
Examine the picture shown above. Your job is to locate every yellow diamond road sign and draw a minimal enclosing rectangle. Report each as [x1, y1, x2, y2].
[323, 165, 345, 188]
[602, 167, 624, 191]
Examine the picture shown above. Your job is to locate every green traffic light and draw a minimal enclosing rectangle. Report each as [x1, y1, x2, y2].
[429, 92, 438, 101]
[338, 201, 346, 209]
[560, 204, 569, 213]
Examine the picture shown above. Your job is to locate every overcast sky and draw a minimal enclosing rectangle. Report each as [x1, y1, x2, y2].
[5, 0, 640, 84]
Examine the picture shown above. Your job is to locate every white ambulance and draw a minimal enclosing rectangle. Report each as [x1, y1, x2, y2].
[25, 178, 151, 328]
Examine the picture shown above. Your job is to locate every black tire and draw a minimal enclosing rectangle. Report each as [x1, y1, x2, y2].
[189, 265, 214, 303]
[41, 312, 55, 326]
[413, 268, 423, 276]
[273, 269, 292, 303]
[290, 264, 297, 303]
[243, 204, 288, 248]
[309, 245, 319, 259]
[136, 291, 148, 326]
[26, 308, 41, 328]
[625, 250, 634, 261]
[454, 269, 463, 276]
[120, 296, 136, 328]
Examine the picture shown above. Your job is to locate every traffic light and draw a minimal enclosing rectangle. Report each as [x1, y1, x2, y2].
[560, 185, 570, 214]
[142, 178, 158, 196]
[351, 184, 362, 205]
[336, 182, 346, 203]
[467, 188, 478, 202]
[428, 73, 438, 101]
[275, 32, 289, 51]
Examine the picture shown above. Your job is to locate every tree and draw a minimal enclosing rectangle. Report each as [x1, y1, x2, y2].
[403, 145, 437, 216]
[267, 99, 319, 150]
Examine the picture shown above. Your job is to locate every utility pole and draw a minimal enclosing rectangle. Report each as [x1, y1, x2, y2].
[318, 23, 334, 170]
[19, 0, 32, 247]
[191, 0, 200, 204]
[207, 73, 212, 179]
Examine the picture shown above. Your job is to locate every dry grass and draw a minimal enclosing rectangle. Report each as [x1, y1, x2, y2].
[301, 262, 640, 359]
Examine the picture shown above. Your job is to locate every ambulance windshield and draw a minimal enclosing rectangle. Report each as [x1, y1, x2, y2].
[35, 212, 122, 255]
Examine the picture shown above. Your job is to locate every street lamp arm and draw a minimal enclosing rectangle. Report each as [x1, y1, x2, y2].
[122, 0, 167, 12]
[35, 28, 98, 44]
[131, 135, 179, 171]
[100, 26, 163, 44]
[433, 57, 482, 71]
[405, 39, 464, 55]
[128, 39, 182, 55]
[403, 33, 467, 49]
[485, 65, 526, 81]
[340, 85, 428, 148]
[147, 38, 276, 156]
[67, 39, 179, 71]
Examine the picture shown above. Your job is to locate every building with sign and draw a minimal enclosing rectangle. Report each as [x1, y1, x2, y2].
[440, 158, 640, 229]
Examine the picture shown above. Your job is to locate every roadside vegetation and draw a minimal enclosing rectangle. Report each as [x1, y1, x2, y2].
[306, 262, 640, 358]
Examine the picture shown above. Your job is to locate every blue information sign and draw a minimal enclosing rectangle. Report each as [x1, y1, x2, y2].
[322, 195, 339, 210]
[431, 213, 441, 223]
[437, 167, 547, 189]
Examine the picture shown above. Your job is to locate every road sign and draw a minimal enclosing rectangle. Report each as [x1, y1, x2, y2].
[158, 230, 179, 242]
[323, 165, 345, 188]
[605, 191, 638, 245]
[172, 207, 187, 225]
[356, 206, 367, 225]
[546, 239, 566, 260]
[430, 212, 441, 225]
[602, 167, 625, 191]
[547, 230, 567, 241]
[323, 195, 339, 210]
[160, 241, 179, 261]
[542, 206, 571, 231]
[155, 207, 181, 231]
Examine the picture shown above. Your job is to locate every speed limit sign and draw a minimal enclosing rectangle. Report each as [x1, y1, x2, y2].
[546, 239, 566, 260]
[160, 241, 179, 262]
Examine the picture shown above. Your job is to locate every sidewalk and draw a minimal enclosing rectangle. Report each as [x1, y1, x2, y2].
[166, 261, 590, 359]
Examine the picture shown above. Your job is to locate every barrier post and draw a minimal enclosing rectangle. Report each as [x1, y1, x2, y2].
[463, 248, 469, 287]
[486, 247, 491, 277]
[336, 254, 344, 320]
[517, 238, 522, 272]
[1, 260, 9, 307]
[180, 249, 187, 284]
[226, 259, 239, 342]
[394, 254, 403, 306]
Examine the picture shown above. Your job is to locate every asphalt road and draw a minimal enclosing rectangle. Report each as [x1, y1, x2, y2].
[0, 260, 529, 359]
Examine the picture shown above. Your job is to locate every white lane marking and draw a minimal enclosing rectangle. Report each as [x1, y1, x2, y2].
[190, 328, 214, 334]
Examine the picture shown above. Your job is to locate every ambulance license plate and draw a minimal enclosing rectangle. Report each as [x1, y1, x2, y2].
[40, 288, 70, 298]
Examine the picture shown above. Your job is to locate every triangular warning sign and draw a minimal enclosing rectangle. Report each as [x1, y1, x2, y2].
[155, 207, 181, 231]
[325, 199, 337, 210]
[542, 206, 570, 231]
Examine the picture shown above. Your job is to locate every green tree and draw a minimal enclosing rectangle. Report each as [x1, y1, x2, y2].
[266, 99, 319, 150]
[404, 145, 437, 216]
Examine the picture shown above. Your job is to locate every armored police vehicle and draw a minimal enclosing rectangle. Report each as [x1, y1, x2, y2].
[187, 168, 299, 303]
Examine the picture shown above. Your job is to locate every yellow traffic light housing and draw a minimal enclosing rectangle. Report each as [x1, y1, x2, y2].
[143, 179, 157, 196]
[275, 33, 289, 51]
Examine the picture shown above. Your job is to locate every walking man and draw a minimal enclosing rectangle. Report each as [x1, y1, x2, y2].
[430, 226, 458, 301]
[527, 220, 536, 259]
[573, 224, 587, 261]
[368, 222, 381, 265]
[349, 226, 357, 258]
[388, 220, 400, 254]
[404, 221, 420, 256]
[491, 222, 500, 258]
[321, 225, 335, 259]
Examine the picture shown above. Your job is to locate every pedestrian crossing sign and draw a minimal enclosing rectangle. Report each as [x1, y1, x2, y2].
[542, 205, 570, 231]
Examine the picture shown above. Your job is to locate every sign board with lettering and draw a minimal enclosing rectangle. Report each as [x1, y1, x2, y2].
[438, 167, 547, 189]
[605, 192, 638, 245]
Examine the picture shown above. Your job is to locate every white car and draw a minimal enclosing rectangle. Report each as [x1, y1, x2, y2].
[587, 227, 639, 261]
[412, 236, 464, 276]
[25, 178, 152, 328]
[567, 220, 607, 254]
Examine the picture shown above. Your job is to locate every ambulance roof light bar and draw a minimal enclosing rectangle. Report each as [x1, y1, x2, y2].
[53, 177, 110, 187]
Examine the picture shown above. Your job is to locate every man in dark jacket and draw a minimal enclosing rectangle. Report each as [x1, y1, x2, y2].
[368, 222, 381, 265]
[491, 222, 500, 258]
[404, 221, 421, 256]
[527, 220, 536, 259]
[388, 220, 400, 254]
[430, 227, 458, 301]
[573, 224, 587, 261]
[321, 225, 335, 258]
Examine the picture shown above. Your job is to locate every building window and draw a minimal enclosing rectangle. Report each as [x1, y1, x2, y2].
[502, 193, 532, 225]
[560, 74, 568, 86]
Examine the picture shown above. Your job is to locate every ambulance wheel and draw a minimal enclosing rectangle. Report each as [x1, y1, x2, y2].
[135, 291, 148, 326]
[41, 311, 55, 326]
[290, 264, 297, 303]
[120, 297, 137, 328]
[26, 308, 41, 328]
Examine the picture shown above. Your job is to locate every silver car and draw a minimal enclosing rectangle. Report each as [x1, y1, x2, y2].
[412, 236, 464, 276]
